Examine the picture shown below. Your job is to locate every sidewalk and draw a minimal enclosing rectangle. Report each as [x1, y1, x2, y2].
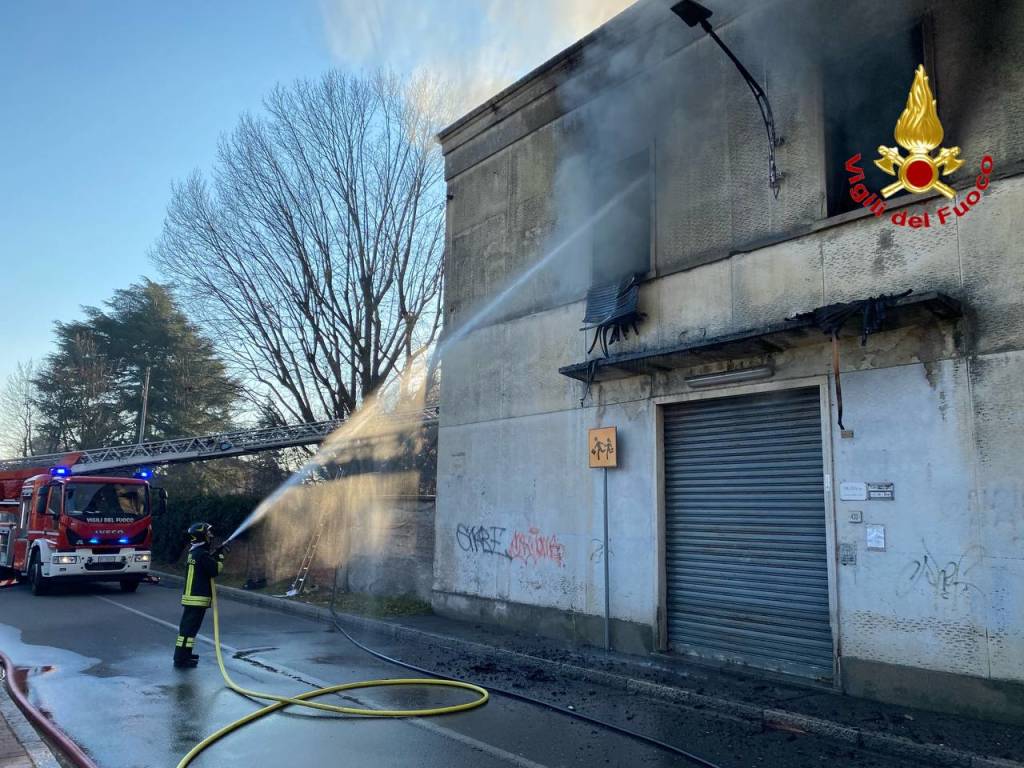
[0, 714, 32, 768]
[160, 572, 1024, 768]
[0, 684, 61, 768]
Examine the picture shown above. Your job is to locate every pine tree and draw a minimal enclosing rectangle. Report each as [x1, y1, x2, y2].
[34, 331, 120, 450]
[34, 280, 239, 451]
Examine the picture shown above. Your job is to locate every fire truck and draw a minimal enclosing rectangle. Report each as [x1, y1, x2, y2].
[0, 463, 165, 595]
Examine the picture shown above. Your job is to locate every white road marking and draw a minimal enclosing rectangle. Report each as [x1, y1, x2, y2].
[95, 595, 550, 768]
[410, 718, 551, 768]
[92, 596, 238, 654]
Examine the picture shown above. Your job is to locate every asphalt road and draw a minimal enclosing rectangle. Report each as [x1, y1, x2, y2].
[0, 581, 927, 768]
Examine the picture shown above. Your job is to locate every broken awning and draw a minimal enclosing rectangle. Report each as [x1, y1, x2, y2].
[558, 290, 961, 383]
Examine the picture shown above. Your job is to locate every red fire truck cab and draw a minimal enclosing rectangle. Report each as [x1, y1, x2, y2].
[0, 467, 165, 595]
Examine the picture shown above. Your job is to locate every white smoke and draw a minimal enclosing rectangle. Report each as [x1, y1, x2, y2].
[318, 0, 637, 113]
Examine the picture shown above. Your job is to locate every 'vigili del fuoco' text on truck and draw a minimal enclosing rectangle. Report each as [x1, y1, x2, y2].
[0, 464, 165, 594]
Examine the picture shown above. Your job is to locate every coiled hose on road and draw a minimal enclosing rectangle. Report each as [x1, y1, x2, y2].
[177, 582, 489, 766]
[325, 592, 722, 768]
[186, 578, 721, 767]
[3, 580, 720, 768]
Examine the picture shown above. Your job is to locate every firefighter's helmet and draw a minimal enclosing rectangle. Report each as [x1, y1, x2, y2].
[187, 522, 213, 544]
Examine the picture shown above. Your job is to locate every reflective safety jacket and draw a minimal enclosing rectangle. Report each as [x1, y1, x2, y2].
[181, 543, 224, 607]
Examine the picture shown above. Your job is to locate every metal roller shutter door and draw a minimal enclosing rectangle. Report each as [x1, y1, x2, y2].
[663, 387, 834, 679]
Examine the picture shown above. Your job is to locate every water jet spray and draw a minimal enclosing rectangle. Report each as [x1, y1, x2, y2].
[225, 175, 648, 550]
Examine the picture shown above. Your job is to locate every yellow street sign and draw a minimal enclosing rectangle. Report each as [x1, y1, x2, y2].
[589, 427, 617, 468]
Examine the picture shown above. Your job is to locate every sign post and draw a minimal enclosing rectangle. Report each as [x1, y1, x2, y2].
[589, 427, 617, 650]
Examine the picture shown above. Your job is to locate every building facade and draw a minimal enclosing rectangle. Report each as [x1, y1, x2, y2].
[434, 0, 1024, 722]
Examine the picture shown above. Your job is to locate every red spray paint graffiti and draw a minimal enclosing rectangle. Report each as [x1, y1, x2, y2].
[506, 527, 565, 568]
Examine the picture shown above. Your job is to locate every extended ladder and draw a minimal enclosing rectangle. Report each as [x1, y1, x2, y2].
[285, 511, 330, 597]
[0, 406, 438, 475]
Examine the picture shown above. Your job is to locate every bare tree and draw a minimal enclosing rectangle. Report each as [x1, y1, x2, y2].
[155, 70, 447, 423]
[0, 360, 37, 457]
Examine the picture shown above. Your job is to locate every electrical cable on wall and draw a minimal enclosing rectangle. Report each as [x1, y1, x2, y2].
[672, 1, 782, 197]
[579, 274, 647, 406]
[791, 289, 913, 429]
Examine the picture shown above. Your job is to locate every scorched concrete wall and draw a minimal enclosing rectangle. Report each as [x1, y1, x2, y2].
[434, 0, 1024, 721]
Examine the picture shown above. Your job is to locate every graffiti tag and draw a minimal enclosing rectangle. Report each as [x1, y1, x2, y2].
[456, 524, 509, 558]
[506, 527, 566, 568]
[903, 544, 983, 600]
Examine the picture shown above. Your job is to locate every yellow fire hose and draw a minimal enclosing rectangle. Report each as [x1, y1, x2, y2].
[176, 583, 489, 767]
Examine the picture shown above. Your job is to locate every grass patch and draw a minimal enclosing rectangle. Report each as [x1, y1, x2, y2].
[330, 591, 432, 618]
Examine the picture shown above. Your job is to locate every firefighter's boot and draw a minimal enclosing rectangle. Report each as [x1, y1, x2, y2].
[174, 635, 199, 668]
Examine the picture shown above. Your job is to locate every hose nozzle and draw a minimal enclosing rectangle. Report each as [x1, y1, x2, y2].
[213, 542, 232, 558]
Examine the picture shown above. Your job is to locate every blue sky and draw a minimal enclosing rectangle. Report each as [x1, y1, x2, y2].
[0, 0, 631, 389]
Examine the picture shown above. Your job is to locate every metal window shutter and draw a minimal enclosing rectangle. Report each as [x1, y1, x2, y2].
[663, 387, 834, 679]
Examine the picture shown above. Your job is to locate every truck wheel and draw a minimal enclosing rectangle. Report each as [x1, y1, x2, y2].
[29, 553, 50, 596]
[119, 579, 141, 593]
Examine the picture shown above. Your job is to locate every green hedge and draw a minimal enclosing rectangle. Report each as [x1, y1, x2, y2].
[152, 493, 260, 563]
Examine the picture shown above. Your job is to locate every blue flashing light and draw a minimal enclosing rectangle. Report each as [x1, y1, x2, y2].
[88, 537, 100, 545]
[133, 467, 153, 480]
[50, 466, 71, 477]
[118, 537, 130, 544]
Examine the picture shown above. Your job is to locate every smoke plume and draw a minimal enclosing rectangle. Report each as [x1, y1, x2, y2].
[318, 0, 636, 114]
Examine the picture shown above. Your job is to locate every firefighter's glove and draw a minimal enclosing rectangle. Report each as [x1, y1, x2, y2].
[213, 542, 231, 558]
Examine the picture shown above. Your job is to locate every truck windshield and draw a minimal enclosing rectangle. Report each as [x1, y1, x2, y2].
[63, 483, 148, 524]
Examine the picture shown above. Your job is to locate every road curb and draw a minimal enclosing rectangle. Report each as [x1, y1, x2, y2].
[0, 666, 68, 768]
[156, 571, 1024, 768]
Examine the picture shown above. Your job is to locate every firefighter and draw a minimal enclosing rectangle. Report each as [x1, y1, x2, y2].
[173, 522, 227, 669]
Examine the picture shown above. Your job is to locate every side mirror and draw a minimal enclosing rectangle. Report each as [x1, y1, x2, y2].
[47, 482, 62, 518]
[156, 488, 168, 517]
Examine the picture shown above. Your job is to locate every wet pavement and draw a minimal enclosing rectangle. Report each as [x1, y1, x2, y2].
[0, 581, 932, 768]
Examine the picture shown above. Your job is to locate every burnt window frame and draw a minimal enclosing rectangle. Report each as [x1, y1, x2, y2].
[589, 145, 655, 286]
[821, 16, 936, 220]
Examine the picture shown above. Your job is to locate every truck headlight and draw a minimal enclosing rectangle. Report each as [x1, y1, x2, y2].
[53, 554, 77, 565]
[134, 553, 151, 563]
